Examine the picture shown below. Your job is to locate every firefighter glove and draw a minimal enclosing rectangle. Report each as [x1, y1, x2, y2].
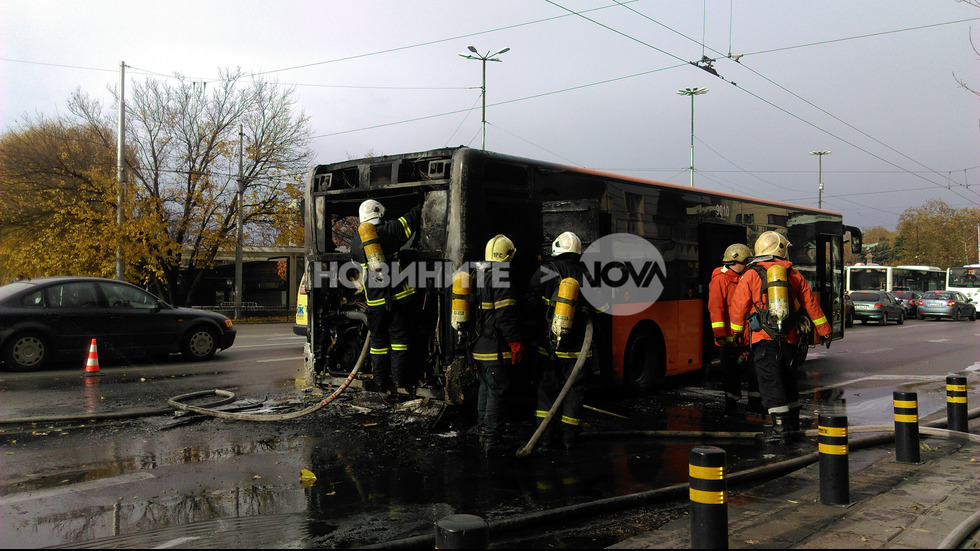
[508, 342, 524, 364]
[821, 335, 832, 349]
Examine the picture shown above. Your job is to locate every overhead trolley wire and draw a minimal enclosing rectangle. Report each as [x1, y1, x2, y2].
[581, 1, 980, 205]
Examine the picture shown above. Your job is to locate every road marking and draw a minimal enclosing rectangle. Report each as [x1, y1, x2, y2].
[0, 472, 156, 505]
[860, 347, 894, 354]
[927, 338, 951, 343]
[257, 356, 304, 363]
[801, 374, 938, 395]
[232, 343, 303, 350]
[153, 537, 201, 548]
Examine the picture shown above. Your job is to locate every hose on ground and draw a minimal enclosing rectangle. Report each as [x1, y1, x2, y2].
[364, 406, 980, 549]
[168, 327, 371, 422]
[517, 319, 593, 457]
[0, 394, 235, 425]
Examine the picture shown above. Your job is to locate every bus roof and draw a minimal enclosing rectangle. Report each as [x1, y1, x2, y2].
[310, 146, 845, 218]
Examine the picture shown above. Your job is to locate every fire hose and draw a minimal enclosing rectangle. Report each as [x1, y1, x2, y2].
[168, 312, 371, 422]
[516, 318, 593, 457]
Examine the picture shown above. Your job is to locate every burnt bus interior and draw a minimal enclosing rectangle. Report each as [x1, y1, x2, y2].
[304, 147, 860, 399]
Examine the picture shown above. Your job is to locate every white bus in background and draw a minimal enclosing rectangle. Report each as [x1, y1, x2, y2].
[845, 264, 946, 293]
[945, 264, 980, 303]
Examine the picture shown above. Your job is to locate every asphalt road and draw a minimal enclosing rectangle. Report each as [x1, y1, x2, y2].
[0, 319, 977, 548]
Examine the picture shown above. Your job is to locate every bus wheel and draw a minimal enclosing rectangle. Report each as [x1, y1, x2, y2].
[623, 327, 665, 394]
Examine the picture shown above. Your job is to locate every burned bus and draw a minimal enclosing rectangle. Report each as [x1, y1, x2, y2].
[302, 147, 861, 401]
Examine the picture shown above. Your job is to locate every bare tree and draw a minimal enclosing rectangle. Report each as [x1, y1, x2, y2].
[69, 68, 313, 304]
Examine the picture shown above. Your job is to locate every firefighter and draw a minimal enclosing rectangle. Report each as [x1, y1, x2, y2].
[471, 234, 524, 453]
[729, 231, 831, 444]
[525, 231, 593, 451]
[708, 243, 762, 416]
[349, 199, 423, 396]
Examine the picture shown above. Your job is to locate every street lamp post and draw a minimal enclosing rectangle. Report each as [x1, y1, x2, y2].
[677, 87, 708, 187]
[459, 45, 509, 150]
[810, 150, 831, 209]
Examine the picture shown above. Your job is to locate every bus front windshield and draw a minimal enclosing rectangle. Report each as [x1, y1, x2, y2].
[949, 268, 980, 288]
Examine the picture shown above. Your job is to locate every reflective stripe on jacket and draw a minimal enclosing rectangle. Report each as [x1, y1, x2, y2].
[708, 265, 741, 346]
[471, 263, 522, 363]
[349, 204, 422, 310]
[728, 258, 831, 345]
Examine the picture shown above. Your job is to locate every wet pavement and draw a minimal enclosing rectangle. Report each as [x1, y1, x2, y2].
[1, 321, 978, 548]
[611, 413, 980, 549]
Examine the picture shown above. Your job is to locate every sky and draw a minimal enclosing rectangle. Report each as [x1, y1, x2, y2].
[2, 1, 978, 231]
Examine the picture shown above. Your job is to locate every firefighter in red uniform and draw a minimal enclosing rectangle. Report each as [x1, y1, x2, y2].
[729, 231, 831, 443]
[708, 243, 762, 416]
[350, 199, 422, 396]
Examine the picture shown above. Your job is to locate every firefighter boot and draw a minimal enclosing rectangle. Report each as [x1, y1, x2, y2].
[757, 413, 791, 445]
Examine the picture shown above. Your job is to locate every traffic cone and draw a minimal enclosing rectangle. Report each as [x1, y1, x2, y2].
[84, 338, 100, 376]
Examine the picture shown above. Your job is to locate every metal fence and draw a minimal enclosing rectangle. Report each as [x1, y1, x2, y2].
[197, 303, 292, 320]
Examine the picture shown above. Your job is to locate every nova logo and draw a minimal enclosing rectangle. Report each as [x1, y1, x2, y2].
[578, 233, 666, 316]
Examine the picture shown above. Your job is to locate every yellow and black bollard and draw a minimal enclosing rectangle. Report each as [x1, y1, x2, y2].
[817, 413, 849, 505]
[893, 390, 920, 464]
[689, 446, 727, 549]
[946, 375, 968, 433]
[435, 514, 489, 549]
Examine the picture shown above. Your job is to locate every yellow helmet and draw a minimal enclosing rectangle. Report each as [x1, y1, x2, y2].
[485, 234, 516, 262]
[722, 243, 752, 264]
[754, 231, 791, 258]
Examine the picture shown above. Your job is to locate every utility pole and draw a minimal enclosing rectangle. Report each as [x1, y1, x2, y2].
[459, 46, 509, 150]
[810, 150, 830, 209]
[677, 87, 708, 187]
[116, 61, 126, 281]
[235, 125, 244, 320]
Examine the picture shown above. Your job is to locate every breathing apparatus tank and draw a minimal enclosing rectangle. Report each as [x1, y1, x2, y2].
[551, 277, 580, 348]
[450, 270, 472, 332]
[358, 222, 385, 273]
[765, 264, 791, 332]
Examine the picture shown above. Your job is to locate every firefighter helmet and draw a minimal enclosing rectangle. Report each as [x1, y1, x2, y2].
[722, 243, 752, 264]
[358, 199, 385, 225]
[552, 231, 582, 256]
[754, 231, 791, 258]
[485, 234, 516, 262]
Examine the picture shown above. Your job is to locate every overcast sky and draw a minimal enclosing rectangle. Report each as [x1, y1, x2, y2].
[2, 1, 978, 231]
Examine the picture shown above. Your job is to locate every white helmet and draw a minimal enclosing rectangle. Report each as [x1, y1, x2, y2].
[755, 231, 791, 258]
[358, 199, 385, 225]
[552, 231, 582, 256]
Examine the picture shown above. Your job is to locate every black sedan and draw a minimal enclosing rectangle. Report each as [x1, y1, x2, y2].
[0, 276, 236, 371]
[891, 290, 923, 317]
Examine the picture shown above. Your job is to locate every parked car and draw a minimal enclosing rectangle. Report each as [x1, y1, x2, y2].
[847, 290, 905, 325]
[843, 293, 854, 328]
[891, 290, 923, 318]
[0, 276, 236, 371]
[916, 291, 977, 321]
[294, 272, 309, 336]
